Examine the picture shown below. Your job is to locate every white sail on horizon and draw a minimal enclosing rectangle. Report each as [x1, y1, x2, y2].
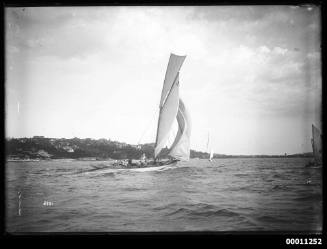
[209, 149, 214, 161]
[207, 132, 214, 161]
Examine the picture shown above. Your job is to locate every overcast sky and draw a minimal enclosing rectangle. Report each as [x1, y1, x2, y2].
[5, 6, 321, 155]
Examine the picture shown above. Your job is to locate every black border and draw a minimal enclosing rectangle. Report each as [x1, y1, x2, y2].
[0, 0, 325, 246]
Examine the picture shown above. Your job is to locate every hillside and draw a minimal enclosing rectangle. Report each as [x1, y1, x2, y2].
[5, 136, 313, 160]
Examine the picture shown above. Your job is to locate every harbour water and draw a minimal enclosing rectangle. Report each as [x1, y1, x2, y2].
[6, 158, 322, 232]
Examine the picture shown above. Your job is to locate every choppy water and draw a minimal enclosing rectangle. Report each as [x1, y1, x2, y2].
[6, 158, 322, 232]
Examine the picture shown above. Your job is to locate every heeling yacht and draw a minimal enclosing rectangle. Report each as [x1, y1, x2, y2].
[115, 53, 191, 168]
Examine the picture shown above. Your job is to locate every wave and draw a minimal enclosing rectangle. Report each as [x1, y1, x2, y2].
[234, 173, 249, 178]
[66, 163, 194, 176]
[294, 193, 322, 202]
[155, 165, 200, 176]
[256, 215, 290, 223]
[152, 202, 179, 211]
[102, 172, 116, 177]
[272, 173, 283, 178]
[54, 168, 75, 173]
[89, 172, 116, 178]
[271, 184, 290, 191]
[111, 164, 194, 173]
[73, 165, 113, 175]
[32, 169, 50, 175]
[164, 203, 242, 220]
[127, 165, 176, 172]
[121, 187, 147, 191]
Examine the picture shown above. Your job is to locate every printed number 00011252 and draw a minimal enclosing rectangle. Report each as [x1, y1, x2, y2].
[286, 238, 322, 245]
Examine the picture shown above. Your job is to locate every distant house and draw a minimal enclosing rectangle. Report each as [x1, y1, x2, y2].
[37, 150, 52, 158]
[20, 138, 28, 143]
[63, 146, 74, 153]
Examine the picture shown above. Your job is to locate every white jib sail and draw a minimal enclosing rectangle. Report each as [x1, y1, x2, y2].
[168, 99, 191, 161]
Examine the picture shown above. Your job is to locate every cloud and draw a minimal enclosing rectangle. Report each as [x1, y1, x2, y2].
[6, 7, 121, 59]
[184, 39, 320, 120]
[5, 6, 321, 154]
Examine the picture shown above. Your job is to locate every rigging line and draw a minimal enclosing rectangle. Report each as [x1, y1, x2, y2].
[137, 109, 158, 145]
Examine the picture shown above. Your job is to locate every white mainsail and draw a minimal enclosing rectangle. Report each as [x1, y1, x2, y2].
[159, 55, 186, 108]
[154, 54, 191, 161]
[312, 124, 322, 165]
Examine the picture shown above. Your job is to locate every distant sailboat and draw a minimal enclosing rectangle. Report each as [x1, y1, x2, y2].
[207, 133, 214, 161]
[311, 124, 322, 166]
[306, 124, 322, 167]
[209, 149, 214, 161]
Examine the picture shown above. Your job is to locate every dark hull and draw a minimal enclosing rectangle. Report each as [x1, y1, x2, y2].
[112, 160, 178, 169]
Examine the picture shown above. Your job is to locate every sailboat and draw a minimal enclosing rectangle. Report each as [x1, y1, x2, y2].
[207, 133, 214, 161]
[311, 124, 322, 166]
[209, 149, 214, 162]
[153, 53, 191, 164]
[115, 53, 191, 168]
[306, 124, 322, 167]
